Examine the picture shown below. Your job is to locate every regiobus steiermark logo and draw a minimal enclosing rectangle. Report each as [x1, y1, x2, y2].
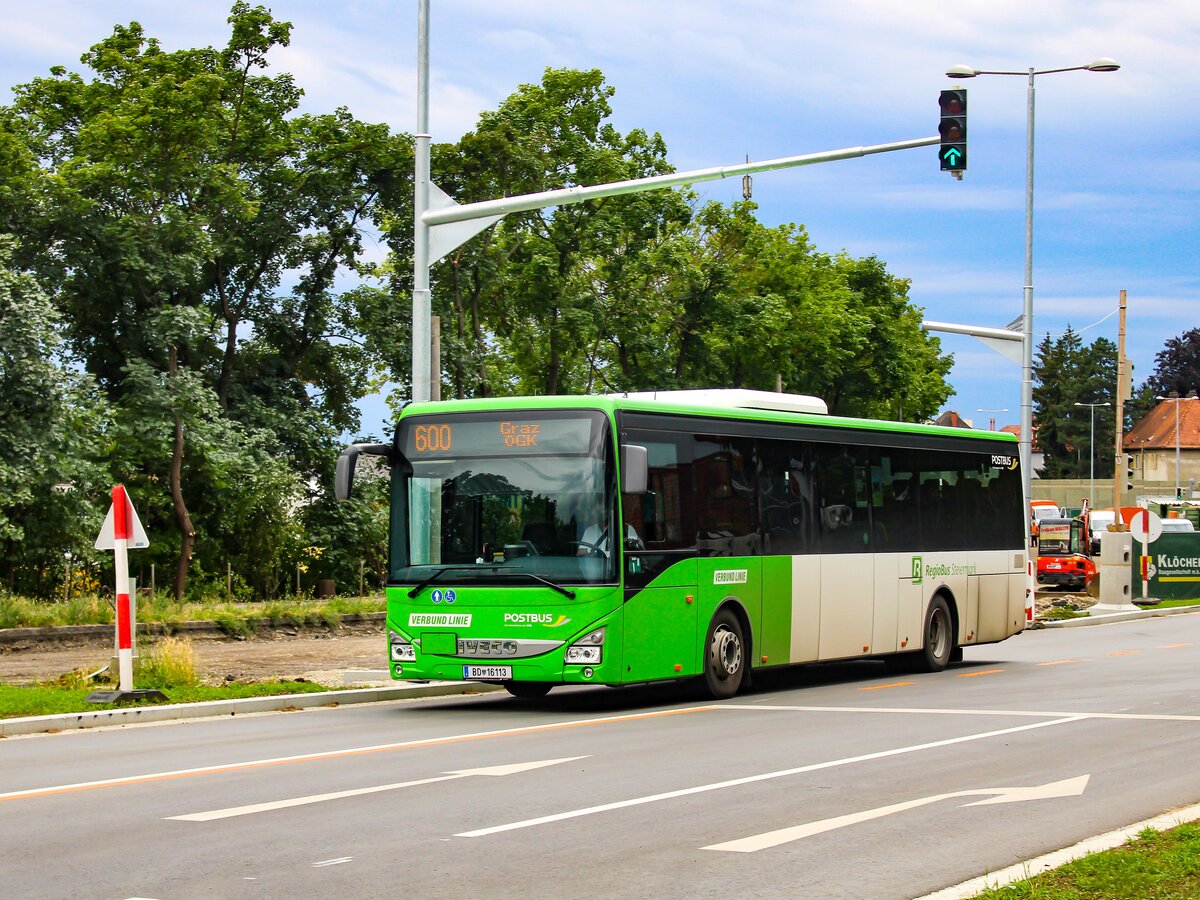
[911, 556, 923, 584]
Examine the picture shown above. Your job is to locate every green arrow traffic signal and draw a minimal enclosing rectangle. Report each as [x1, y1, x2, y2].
[939, 88, 967, 173]
[941, 146, 964, 167]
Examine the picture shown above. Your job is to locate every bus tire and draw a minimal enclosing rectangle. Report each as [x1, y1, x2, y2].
[703, 608, 745, 699]
[917, 595, 954, 673]
[504, 681, 553, 699]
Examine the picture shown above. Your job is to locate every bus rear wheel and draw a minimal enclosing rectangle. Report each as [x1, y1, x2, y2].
[703, 609, 745, 699]
[504, 681, 553, 699]
[916, 595, 954, 673]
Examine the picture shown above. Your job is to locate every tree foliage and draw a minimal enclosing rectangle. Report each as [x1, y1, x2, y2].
[0, 4, 404, 597]
[0, 20, 954, 599]
[1033, 329, 1117, 479]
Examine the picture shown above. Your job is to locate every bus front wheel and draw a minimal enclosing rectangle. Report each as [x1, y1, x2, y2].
[703, 609, 745, 699]
[504, 681, 553, 699]
[917, 596, 954, 673]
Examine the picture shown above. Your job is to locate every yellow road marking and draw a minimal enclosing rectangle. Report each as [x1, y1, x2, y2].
[859, 681, 914, 691]
[1107, 650, 1142, 657]
[1038, 659, 1080, 666]
[957, 669, 1004, 678]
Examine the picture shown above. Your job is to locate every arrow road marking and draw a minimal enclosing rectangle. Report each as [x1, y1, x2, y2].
[704, 774, 1090, 852]
[456, 716, 1084, 838]
[168, 757, 585, 822]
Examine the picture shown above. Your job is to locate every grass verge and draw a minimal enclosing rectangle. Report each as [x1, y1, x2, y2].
[0, 678, 335, 719]
[1138, 598, 1200, 610]
[976, 822, 1200, 898]
[1038, 606, 1088, 621]
[0, 593, 385, 630]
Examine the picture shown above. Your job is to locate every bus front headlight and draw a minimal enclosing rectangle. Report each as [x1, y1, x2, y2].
[565, 628, 604, 665]
[389, 630, 416, 663]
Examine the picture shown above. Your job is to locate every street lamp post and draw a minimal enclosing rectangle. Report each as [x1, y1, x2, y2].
[1074, 401, 1110, 508]
[946, 58, 1119, 526]
[1155, 392, 1199, 499]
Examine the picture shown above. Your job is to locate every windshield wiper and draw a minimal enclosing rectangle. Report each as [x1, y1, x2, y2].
[406, 565, 576, 599]
[504, 571, 576, 599]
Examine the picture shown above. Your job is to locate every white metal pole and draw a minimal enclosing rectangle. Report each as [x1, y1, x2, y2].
[1020, 69, 1035, 518]
[1089, 405, 1096, 508]
[1021, 69, 1037, 619]
[1175, 400, 1181, 499]
[412, 0, 432, 404]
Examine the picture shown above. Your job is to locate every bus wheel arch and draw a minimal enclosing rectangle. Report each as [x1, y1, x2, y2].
[702, 601, 750, 699]
[917, 591, 956, 673]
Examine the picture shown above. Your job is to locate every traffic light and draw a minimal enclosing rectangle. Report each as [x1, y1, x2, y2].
[1124, 454, 1135, 492]
[1177, 487, 1184, 500]
[939, 89, 967, 173]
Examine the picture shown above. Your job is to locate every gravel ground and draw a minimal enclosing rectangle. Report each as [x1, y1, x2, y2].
[2, 589, 1093, 688]
[0, 624, 387, 687]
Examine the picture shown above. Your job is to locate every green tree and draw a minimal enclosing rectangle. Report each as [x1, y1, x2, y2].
[1033, 329, 1117, 479]
[0, 5, 409, 596]
[0, 238, 109, 594]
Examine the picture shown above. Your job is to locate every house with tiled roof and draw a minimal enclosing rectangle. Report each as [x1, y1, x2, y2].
[1124, 392, 1200, 492]
[934, 410, 971, 429]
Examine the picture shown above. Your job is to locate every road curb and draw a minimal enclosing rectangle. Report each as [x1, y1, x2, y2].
[917, 797, 1200, 899]
[1037, 604, 1199, 628]
[0, 680, 501, 738]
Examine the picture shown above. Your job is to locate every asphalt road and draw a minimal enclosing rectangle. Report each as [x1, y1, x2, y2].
[1, 612, 1198, 899]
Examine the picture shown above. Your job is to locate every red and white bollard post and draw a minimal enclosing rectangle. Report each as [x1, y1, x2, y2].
[112, 485, 134, 691]
[88, 485, 163, 704]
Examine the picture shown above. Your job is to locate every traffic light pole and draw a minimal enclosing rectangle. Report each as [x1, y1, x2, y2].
[412, 135, 939, 402]
[410, 2, 940, 404]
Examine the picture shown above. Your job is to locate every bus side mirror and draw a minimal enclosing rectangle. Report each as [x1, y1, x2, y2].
[621, 444, 648, 495]
[335, 443, 391, 501]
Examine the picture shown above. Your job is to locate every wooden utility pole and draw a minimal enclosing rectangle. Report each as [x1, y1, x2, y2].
[1112, 289, 1128, 511]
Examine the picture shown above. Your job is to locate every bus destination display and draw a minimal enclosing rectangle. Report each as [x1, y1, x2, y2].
[404, 416, 595, 458]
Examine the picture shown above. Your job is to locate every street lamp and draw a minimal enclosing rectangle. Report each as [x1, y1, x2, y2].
[1155, 391, 1199, 499]
[946, 58, 1119, 527]
[1074, 401, 1111, 508]
[977, 408, 1009, 431]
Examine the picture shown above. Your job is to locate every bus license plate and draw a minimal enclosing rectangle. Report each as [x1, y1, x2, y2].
[463, 665, 511, 680]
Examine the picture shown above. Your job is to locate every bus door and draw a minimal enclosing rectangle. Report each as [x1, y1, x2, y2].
[693, 434, 761, 669]
[620, 433, 699, 682]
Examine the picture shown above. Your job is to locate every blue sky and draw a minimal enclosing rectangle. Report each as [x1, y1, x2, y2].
[4, 1, 1197, 437]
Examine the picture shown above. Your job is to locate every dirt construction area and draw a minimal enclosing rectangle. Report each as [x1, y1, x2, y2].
[0, 590, 1091, 689]
[0, 621, 388, 687]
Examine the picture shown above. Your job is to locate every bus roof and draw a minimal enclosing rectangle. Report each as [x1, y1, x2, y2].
[399, 391, 1019, 444]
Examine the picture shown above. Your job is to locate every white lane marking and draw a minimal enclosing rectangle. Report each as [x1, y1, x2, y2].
[312, 857, 353, 868]
[718, 704, 1200, 722]
[916, 796, 1200, 900]
[705, 775, 1090, 852]
[169, 757, 586, 822]
[455, 716, 1084, 838]
[0, 706, 703, 803]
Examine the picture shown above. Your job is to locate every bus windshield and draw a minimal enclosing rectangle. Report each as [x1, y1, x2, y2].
[392, 410, 616, 586]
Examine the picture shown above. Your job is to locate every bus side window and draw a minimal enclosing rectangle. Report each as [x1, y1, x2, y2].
[693, 435, 758, 557]
[872, 448, 916, 552]
[759, 438, 814, 554]
[815, 443, 871, 553]
[621, 433, 689, 550]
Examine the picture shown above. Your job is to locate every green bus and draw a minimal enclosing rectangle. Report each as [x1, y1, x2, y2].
[336, 390, 1027, 699]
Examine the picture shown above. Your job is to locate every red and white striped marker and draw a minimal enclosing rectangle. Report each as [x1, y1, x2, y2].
[94, 485, 149, 692]
[113, 486, 133, 690]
